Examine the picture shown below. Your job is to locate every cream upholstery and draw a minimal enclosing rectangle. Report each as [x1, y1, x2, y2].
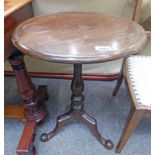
[127, 56, 152, 107]
[32, 0, 150, 22]
[32, 0, 135, 19]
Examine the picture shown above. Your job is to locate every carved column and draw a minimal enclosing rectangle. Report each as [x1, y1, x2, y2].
[71, 64, 84, 113]
[8, 51, 46, 123]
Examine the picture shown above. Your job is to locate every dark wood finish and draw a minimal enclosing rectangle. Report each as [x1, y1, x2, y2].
[12, 12, 147, 64]
[4, 0, 33, 61]
[4, 0, 145, 83]
[40, 64, 113, 150]
[4, 1, 44, 154]
[5, 71, 119, 81]
[6, 51, 48, 155]
[115, 59, 151, 153]
[112, 58, 126, 96]
[8, 51, 47, 123]
[12, 12, 147, 151]
[5, 83, 48, 155]
[16, 121, 36, 155]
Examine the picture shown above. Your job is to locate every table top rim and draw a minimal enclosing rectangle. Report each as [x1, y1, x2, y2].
[12, 12, 147, 64]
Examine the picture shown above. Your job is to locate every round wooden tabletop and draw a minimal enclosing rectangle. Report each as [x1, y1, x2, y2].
[12, 12, 147, 64]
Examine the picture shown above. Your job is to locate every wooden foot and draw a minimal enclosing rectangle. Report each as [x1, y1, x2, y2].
[16, 121, 36, 155]
[6, 51, 48, 154]
[5, 85, 48, 155]
[4, 104, 26, 122]
[81, 112, 113, 150]
[41, 110, 73, 142]
[40, 109, 113, 150]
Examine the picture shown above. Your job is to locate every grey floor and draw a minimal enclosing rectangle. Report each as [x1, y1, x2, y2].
[4, 77, 151, 155]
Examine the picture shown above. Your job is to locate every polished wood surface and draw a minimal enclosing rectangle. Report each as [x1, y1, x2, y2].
[12, 12, 147, 64]
[16, 121, 36, 155]
[4, 104, 26, 122]
[4, 0, 32, 18]
[4, 0, 33, 61]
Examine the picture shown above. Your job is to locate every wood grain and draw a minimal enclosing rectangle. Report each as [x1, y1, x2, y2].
[12, 12, 147, 64]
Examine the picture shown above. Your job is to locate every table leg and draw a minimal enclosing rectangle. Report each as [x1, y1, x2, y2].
[40, 64, 113, 150]
[7, 51, 48, 155]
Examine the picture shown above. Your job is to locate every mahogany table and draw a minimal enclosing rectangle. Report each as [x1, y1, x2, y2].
[5, 1, 48, 155]
[12, 12, 147, 150]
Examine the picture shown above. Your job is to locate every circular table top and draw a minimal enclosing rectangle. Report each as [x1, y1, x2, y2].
[12, 12, 147, 64]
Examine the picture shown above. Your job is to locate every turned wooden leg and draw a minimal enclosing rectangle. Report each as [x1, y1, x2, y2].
[116, 108, 144, 153]
[112, 58, 126, 96]
[8, 51, 48, 155]
[40, 64, 113, 150]
[8, 51, 47, 123]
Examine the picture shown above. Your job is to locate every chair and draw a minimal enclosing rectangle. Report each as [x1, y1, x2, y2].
[113, 56, 151, 153]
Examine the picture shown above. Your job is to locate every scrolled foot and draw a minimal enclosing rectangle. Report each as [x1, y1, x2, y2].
[105, 139, 113, 150]
[40, 111, 73, 142]
[40, 133, 49, 142]
[81, 112, 113, 150]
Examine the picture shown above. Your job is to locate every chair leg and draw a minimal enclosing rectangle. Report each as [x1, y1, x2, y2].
[116, 108, 144, 153]
[112, 72, 124, 96]
[112, 58, 126, 96]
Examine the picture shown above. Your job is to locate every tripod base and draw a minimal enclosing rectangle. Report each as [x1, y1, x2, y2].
[40, 64, 113, 150]
[40, 109, 113, 150]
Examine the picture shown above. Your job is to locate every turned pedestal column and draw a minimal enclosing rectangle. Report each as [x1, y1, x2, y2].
[40, 64, 113, 149]
[8, 51, 47, 155]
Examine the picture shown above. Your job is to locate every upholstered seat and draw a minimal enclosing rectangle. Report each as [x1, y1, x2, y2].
[127, 56, 152, 107]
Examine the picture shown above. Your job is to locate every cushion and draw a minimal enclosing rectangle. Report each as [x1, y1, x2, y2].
[127, 56, 152, 107]
[32, 0, 135, 19]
